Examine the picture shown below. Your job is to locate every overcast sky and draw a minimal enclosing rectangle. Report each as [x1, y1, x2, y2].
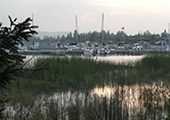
[1, 0, 170, 35]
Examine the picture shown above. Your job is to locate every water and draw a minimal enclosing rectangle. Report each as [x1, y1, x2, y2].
[24, 54, 145, 65]
[5, 83, 169, 119]
[94, 54, 144, 63]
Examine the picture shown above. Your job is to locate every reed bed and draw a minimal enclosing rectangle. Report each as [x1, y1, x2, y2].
[2, 54, 170, 119]
[31, 56, 127, 90]
[134, 54, 170, 84]
[27, 54, 170, 88]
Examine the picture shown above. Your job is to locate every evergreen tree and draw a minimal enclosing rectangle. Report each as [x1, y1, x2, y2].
[0, 16, 38, 118]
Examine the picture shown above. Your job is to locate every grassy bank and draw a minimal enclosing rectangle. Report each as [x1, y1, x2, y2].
[4, 54, 170, 97]
[30, 54, 170, 88]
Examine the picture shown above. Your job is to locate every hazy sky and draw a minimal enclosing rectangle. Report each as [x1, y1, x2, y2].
[1, 0, 170, 35]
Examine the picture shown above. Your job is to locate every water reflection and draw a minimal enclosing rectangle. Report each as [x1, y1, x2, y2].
[24, 54, 145, 65]
[5, 82, 169, 119]
[95, 55, 144, 63]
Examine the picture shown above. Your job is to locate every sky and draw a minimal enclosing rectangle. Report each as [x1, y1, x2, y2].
[1, 0, 170, 35]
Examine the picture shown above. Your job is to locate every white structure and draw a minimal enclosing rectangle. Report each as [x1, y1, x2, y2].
[82, 41, 94, 55]
[166, 45, 169, 51]
[132, 43, 143, 50]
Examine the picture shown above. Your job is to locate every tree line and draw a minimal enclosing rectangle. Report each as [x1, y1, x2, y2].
[30, 29, 169, 43]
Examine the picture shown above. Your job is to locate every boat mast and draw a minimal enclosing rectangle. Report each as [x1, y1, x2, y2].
[75, 15, 79, 42]
[100, 13, 104, 46]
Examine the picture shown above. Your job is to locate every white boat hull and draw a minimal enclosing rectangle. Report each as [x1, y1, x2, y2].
[83, 49, 93, 55]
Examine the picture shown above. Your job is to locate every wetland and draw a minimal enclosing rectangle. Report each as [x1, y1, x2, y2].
[2, 54, 170, 120]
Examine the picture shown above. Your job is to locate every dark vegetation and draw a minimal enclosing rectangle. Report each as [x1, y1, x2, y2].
[31, 29, 169, 43]
[29, 54, 170, 89]
[0, 16, 38, 118]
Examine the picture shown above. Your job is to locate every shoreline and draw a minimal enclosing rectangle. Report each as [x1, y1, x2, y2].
[18, 49, 170, 55]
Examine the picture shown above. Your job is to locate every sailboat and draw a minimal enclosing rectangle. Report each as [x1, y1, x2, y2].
[99, 13, 110, 54]
[31, 41, 37, 50]
[68, 15, 80, 52]
[83, 41, 94, 55]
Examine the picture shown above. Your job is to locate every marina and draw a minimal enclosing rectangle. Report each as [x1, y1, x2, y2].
[18, 48, 170, 55]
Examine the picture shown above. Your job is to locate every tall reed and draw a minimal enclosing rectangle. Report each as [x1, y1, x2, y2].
[32, 56, 124, 89]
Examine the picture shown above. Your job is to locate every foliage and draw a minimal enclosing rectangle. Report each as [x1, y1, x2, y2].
[0, 16, 37, 88]
[0, 16, 38, 118]
[31, 29, 165, 43]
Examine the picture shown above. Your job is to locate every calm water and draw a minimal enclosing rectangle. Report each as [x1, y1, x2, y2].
[94, 54, 144, 63]
[24, 54, 145, 65]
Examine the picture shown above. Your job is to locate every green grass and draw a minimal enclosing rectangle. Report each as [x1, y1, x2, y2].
[134, 54, 170, 84]
[12, 54, 170, 91]
[31, 56, 121, 89]
[4, 54, 170, 94]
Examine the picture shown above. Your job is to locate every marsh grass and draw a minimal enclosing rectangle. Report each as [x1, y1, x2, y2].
[5, 54, 170, 91]
[31, 56, 122, 89]
[24, 55, 170, 89]
[3, 54, 170, 119]
[134, 54, 170, 83]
